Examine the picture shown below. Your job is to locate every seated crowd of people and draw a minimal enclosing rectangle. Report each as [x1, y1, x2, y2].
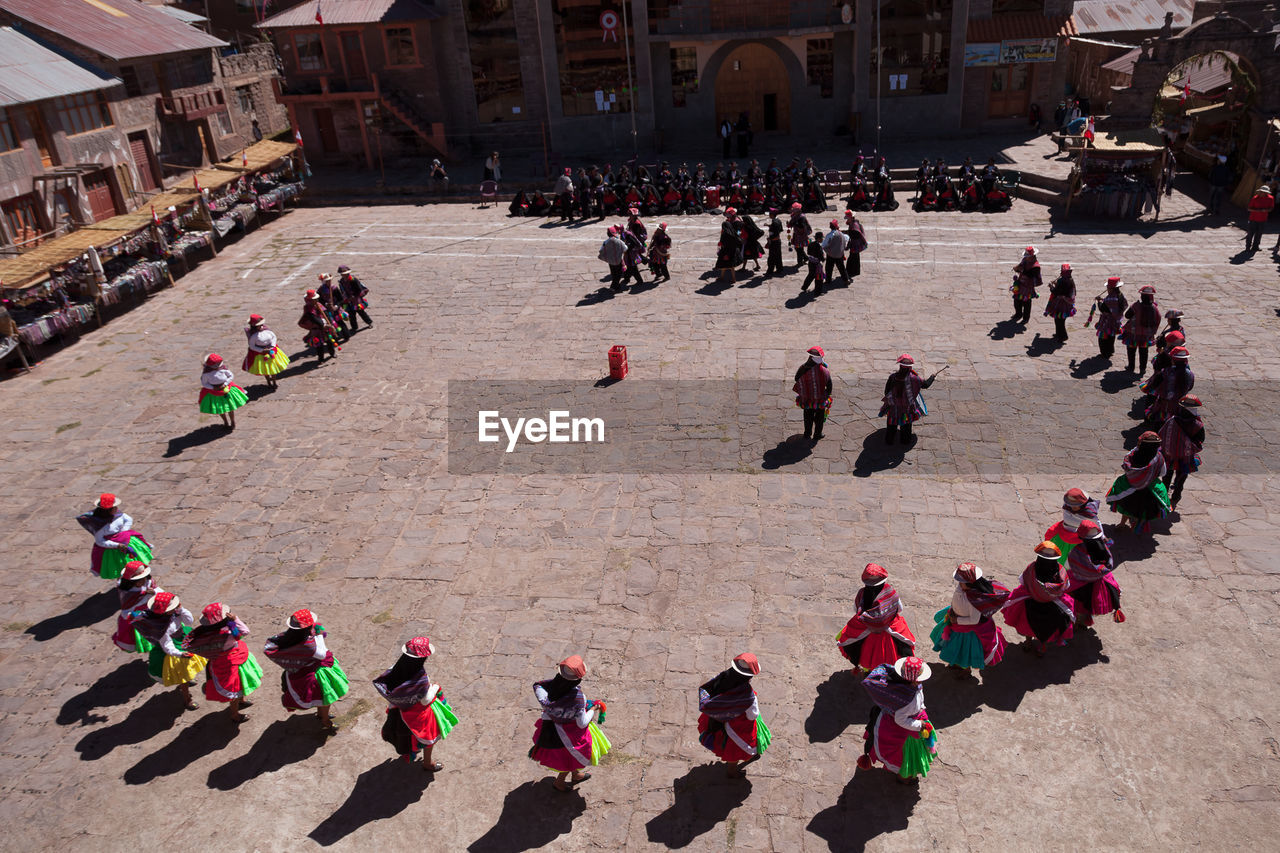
[913, 156, 1016, 212]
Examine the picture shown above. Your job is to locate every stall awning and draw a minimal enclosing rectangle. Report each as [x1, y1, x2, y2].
[967, 13, 1076, 42]
[0, 227, 134, 291]
[171, 140, 299, 192]
[1186, 103, 1241, 125]
[1090, 128, 1165, 155]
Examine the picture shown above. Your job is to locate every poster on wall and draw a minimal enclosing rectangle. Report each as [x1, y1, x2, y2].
[964, 43, 1001, 67]
[999, 38, 1057, 64]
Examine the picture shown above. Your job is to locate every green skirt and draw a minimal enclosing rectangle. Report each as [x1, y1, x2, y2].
[99, 535, 152, 579]
[431, 696, 460, 741]
[238, 652, 264, 696]
[588, 720, 611, 765]
[315, 659, 351, 705]
[199, 385, 249, 414]
[899, 728, 938, 779]
[755, 718, 772, 755]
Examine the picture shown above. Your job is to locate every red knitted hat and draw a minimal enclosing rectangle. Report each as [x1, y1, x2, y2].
[731, 652, 760, 676]
[558, 654, 586, 680]
[121, 560, 150, 581]
[403, 636, 435, 658]
[862, 563, 889, 583]
[289, 609, 316, 629]
[96, 493, 117, 509]
[148, 591, 179, 614]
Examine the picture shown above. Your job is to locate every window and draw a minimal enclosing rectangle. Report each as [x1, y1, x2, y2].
[554, 0, 636, 117]
[236, 85, 254, 114]
[872, 0, 953, 97]
[0, 109, 17, 151]
[670, 47, 697, 107]
[386, 27, 417, 66]
[121, 66, 143, 98]
[463, 0, 526, 122]
[295, 33, 326, 72]
[216, 111, 234, 136]
[167, 54, 212, 88]
[807, 38, 834, 98]
[3, 194, 46, 247]
[56, 92, 113, 135]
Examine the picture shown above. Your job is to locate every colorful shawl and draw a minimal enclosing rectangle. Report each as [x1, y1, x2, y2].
[1120, 446, 1167, 490]
[698, 682, 756, 721]
[182, 618, 248, 657]
[1159, 411, 1203, 463]
[374, 668, 431, 709]
[794, 362, 832, 408]
[862, 663, 917, 713]
[858, 584, 902, 630]
[117, 579, 154, 614]
[1067, 541, 1114, 583]
[534, 678, 586, 722]
[264, 629, 329, 672]
[963, 581, 1011, 618]
[1020, 562, 1074, 621]
[882, 371, 924, 416]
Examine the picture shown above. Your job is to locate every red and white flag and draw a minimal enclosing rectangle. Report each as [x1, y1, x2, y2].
[151, 205, 159, 226]
[243, 150, 249, 167]
[294, 128, 304, 148]
[193, 174, 202, 194]
[1180, 82, 1190, 104]
[1083, 117, 1095, 142]
[314, 0, 323, 24]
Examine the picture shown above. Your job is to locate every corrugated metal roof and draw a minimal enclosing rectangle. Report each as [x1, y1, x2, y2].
[1072, 0, 1193, 35]
[0, 26, 119, 107]
[157, 5, 208, 24]
[0, 0, 226, 61]
[257, 0, 442, 28]
[1166, 52, 1235, 94]
[1101, 46, 1141, 75]
[966, 13, 1075, 43]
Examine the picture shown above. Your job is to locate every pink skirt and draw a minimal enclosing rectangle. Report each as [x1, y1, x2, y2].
[1003, 594, 1074, 646]
[697, 713, 757, 762]
[530, 719, 591, 772]
[1067, 574, 1121, 626]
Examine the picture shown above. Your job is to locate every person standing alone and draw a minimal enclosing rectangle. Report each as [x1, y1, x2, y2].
[793, 346, 833, 441]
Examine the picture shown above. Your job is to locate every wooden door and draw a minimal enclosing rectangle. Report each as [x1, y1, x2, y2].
[340, 32, 369, 88]
[314, 108, 339, 153]
[2, 194, 45, 247]
[714, 43, 791, 134]
[128, 133, 158, 192]
[987, 64, 1033, 118]
[83, 171, 119, 222]
[23, 107, 55, 167]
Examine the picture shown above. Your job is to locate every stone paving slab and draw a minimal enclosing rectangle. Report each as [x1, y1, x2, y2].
[0, 186, 1277, 852]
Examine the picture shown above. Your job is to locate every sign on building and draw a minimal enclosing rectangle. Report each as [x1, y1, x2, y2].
[999, 38, 1057, 64]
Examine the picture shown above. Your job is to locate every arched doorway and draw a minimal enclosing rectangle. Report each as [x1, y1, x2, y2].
[714, 43, 791, 133]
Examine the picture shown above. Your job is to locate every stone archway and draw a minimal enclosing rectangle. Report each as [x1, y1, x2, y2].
[713, 43, 793, 133]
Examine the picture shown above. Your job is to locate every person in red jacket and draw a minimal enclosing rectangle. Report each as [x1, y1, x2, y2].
[1246, 185, 1274, 252]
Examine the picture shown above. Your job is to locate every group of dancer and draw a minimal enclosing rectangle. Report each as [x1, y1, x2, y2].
[193, 265, 372, 429]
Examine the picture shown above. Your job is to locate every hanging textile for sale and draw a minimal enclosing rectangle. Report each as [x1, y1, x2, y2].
[98, 260, 169, 305]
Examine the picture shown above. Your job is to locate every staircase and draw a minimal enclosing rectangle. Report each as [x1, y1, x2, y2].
[376, 85, 449, 162]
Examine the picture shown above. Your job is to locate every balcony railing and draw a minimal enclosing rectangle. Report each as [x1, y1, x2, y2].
[157, 89, 227, 120]
[650, 0, 849, 36]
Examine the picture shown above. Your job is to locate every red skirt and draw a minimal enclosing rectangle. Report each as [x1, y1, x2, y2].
[838, 616, 916, 671]
[697, 713, 757, 762]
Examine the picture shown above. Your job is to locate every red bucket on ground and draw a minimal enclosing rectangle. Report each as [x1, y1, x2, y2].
[608, 345, 628, 380]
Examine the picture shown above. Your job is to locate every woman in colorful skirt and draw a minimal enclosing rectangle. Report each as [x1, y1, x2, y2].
[838, 563, 916, 673]
[930, 562, 1011, 675]
[879, 354, 937, 446]
[299, 289, 339, 362]
[1009, 245, 1041, 325]
[110, 561, 156, 651]
[1121, 284, 1162, 375]
[1002, 542, 1076, 656]
[182, 603, 262, 723]
[1044, 487, 1100, 562]
[242, 314, 289, 391]
[374, 637, 459, 773]
[1087, 276, 1128, 359]
[198, 353, 248, 430]
[1159, 394, 1205, 511]
[263, 608, 350, 735]
[858, 656, 937, 784]
[1105, 431, 1170, 532]
[697, 653, 770, 778]
[1065, 520, 1124, 628]
[647, 222, 672, 282]
[1044, 262, 1076, 340]
[77, 492, 153, 580]
[530, 655, 609, 791]
[133, 591, 206, 710]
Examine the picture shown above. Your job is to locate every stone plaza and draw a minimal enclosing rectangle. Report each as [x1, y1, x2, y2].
[0, 184, 1277, 851]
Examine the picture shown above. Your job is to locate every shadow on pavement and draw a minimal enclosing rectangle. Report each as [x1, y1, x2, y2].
[123, 710, 242, 784]
[207, 715, 328, 790]
[25, 589, 116, 642]
[761, 435, 814, 469]
[57, 659, 151, 726]
[1025, 333, 1064, 358]
[806, 768, 921, 852]
[644, 763, 752, 849]
[923, 665, 988, 731]
[987, 319, 1023, 340]
[852, 430, 908, 477]
[784, 289, 818, 310]
[977, 628, 1107, 714]
[575, 288, 616, 307]
[466, 778, 584, 853]
[310, 758, 433, 847]
[1099, 369, 1139, 394]
[164, 424, 230, 458]
[278, 356, 327, 380]
[245, 383, 278, 402]
[75, 691, 182, 761]
[804, 669, 865, 744]
[1069, 353, 1111, 379]
[695, 279, 735, 296]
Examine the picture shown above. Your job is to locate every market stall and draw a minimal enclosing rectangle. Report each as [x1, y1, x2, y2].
[1066, 128, 1167, 220]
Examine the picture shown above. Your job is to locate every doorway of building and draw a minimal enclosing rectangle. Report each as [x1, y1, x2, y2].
[340, 33, 369, 89]
[714, 43, 791, 135]
[128, 132, 158, 192]
[82, 170, 119, 222]
[313, 108, 339, 155]
[988, 64, 1032, 118]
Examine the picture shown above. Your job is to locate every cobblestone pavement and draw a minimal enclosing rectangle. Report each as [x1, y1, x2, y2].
[0, 186, 1278, 853]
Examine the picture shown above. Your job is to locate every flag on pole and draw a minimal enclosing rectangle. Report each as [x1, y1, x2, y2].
[294, 128, 304, 148]
[1180, 82, 1190, 104]
[193, 174, 201, 194]
[314, 0, 323, 24]
[151, 205, 159, 226]
[243, 150, 249, 167]
[1083, 116, 1095, 142]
